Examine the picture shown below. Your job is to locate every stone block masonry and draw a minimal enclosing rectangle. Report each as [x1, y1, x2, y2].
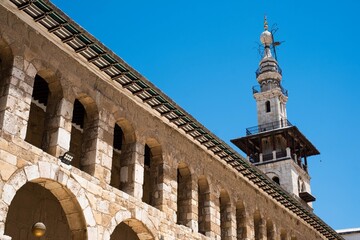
[0, 1, 341, 239]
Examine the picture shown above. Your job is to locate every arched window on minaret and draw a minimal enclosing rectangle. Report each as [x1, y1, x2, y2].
[265, 101, 271, 113]
[272, 176, 280, 185]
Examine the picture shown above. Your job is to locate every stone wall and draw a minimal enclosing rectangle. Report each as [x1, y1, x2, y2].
[0, 2, 330, 240]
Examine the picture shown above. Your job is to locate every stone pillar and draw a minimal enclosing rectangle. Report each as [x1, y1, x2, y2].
[0, 56, 32, 139]
[152, 154, 175, 220]
[258, 218, 267, 240]
[259, 153, 263, 163]
[188, 179, 198, 232]
[81, 117, 102, 178]
[236, 207, 253, 240]
[209, 194, 221, 240]
[272, 225, 280, 240]
[46, 98, 72, 157]
[223, 205, 237, 240]
[286, 147, 291, 158]
[128, 142, 145, 199]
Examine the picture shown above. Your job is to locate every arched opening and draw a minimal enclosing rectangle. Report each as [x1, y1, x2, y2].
[280, 231, 287, 240]
[70, 99, 86, 169]
[110, 119, 136, 195]
[5, 181, 87, 239]
[110, 124, 125, 189]
[111, 222, 139, 240]
[69, 97, 99, 175]
[25, 75, 50, 149]
[110, 219, 154, 240]
[24, 71, 63, 157]
[236, 201, 248, 239]
[142, 138, 163, 210]
[265, 101, 271, 113]
[254, 210, 264, 240]
[272, 176, 280, 185]
[266, 220, 275, 240]
[220, 190, 231, 239]
[177, 163, 192, 227]
[198, 176, 211, 235]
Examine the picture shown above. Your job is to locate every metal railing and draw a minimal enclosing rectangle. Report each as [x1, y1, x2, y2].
[246, 119, 292, 135]
[252, 85, 288, 97]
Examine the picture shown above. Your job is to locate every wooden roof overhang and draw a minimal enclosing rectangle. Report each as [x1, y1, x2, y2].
[231, 126, 320, 158]
[4, 1, 341, 239]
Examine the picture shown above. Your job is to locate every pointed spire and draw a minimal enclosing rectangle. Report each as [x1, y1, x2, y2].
[260, 17, 273, 58]
[264, 15, 268, 31]
[256, 16, 282, 82]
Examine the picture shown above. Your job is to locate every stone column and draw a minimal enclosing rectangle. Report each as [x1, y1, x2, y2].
[236, 207, 253, 240]
[0, 56, 32, 139]
[258, 218, 267, 240]
[46, 98, 72, 157]
[151, 154, 175, 220]
[131, 142, 145, 199]
[188, 179, 198, 232]
[286, 147, 291, 158]
[209, 194, 221, 240]
[223, 205, 237, 240]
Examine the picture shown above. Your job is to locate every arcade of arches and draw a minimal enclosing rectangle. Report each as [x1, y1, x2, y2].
[0, 2, 333, 240]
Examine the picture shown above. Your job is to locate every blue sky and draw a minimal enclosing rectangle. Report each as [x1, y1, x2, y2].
[50, 0, 360, 230]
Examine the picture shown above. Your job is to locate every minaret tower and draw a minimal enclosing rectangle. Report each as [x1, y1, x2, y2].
[231, 17, 319, 206]
[255, 17, 287, 127]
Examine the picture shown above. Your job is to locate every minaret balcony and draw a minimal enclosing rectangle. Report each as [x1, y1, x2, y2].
[252, 84, 288, 97]
[246, 119, 292, 136]
[255, 64, 282, 78]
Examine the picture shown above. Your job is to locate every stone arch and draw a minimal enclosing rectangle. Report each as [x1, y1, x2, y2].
[219, 189, 232, 239]
[198, 175, 211, 236]
[265, 100, 271, 113]
[110, 117, 137, 194]
[176, 162, 193, 228]
[24, 69, 64, 156]
[105, 208, 157, 240]
[1, 162, 96, 239]
[266, 171, 281, 185]
[142, 137, 163, 210]
[115, 118, 136, 144]
[69, 94, 99, 176]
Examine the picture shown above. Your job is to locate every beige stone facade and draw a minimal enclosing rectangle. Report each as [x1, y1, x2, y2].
[0, 1, 341, 240]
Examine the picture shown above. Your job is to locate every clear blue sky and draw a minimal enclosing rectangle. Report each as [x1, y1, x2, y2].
[51, 0, 360, 230]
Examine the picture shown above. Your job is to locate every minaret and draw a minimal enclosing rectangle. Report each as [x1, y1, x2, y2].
[231, 17, 319, 206]
[255, 17, 287, 127]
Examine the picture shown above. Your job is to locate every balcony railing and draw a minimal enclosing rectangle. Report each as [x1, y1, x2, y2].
[246, 119, 292, 136]
[249, 151, 308, 173]
[252, 85, 288, 97]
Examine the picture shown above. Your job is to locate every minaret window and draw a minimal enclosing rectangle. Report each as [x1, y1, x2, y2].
[272, 176, 280, 185]
[265, 101, 271, 113]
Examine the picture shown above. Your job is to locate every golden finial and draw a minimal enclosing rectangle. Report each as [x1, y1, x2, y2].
[264, 15, 268, 31]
